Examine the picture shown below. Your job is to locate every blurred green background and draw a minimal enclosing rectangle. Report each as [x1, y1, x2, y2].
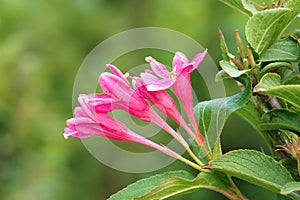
[1, 0, 296, 199]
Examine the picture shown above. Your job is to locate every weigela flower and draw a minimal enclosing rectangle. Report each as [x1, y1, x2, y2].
[142, 50, 207, 145]
[64, 94, 179, 158]
[87, 64, 188, 147]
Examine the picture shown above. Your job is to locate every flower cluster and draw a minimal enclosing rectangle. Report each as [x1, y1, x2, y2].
[64, 50, 207, 169]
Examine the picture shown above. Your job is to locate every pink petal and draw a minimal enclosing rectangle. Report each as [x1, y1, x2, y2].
[140, 72, 159, 85]
[99, 72, 131, 95]
[106, 64, 130, 84]
[87, 93, 114, 113]
[146, 78, 175, 91]
[78, 94, 97, 120]
[179, 64, 194, 74]
[189, 49, 207, 71]
[74, 107, 88, 118]
[145, 56, 170, 79]
[131, 77, 143, 90]
[172, 52, 189, 72]
[145, 69, 154, 75]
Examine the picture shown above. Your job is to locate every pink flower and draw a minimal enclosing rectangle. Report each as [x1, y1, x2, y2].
[63, 94, 179, 158]
[132, 76, 197, 140]
[89, 64, 188, 147]
[142, 50, 207, 145]
[98, 65, 152, 121]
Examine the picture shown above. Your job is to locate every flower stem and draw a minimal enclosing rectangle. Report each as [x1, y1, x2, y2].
[177, 156, 204, 172]
[186, 146, 204, 166]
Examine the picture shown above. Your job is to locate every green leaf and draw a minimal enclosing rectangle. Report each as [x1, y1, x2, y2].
[283, 73, 300, 85]
[259, 109, 300, 132]
[210, 150, 298, 198]
[258, 62, 293, 80]
[215, 70, 231, 82]
[236, 102, 273, 151]
[254, 72, 281, 91]
[281, 182, 300, 195]
[241, 0, 258, 15]
[219, 0, 252, 17]
[254, 73, 300, 109]
[245, 8, 291, 54]
[218, 28, 230, 61]
[194, 79, 251, 152]
[272, 0, 300, 41]
[219, 60, 251, 78]
[108, 171, 194, 200]
[260, 37, 300, 62]
[135, 172, 234, 200]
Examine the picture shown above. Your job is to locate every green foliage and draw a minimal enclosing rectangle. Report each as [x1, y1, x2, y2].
[245, 8, 291, 55]
[258, 62, 293, 80]
[259, 109, 300, 132]
[218, 0, 253, 17]
[194, 79, 251, 154]
[219, 60, 251, 78]
[272, 0, 300, 41]
[108, 171, 194, 200]
[210, 150, 299, 198]
[281, 182, 300, 196]
[260, 37, 300, 62]
[135, 172, 234, 200]
[254, 73, 300, 109]
[236, 102, 272, 149]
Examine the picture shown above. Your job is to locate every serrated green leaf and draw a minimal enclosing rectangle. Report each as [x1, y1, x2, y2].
[281, 182, 300, 195]
[258, 62, 293, 80]
[219, 0, 252, 17]
[254, 73, 281, 91]
[260, 37, 300, 62]
[245, 8, 291, 54]
[273, 0, 300, 40]
[194, 80, 251, 153]
[259, 109, 300, 132]
[210, 150, 298, 198]
[108, 171, 194, 200]
[219, 60, 251, 78]
[135, 172, 235, 200]
[254, 73, 300, 109]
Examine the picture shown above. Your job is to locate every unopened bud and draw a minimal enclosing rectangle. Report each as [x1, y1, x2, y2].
[234, 29, 246, 60]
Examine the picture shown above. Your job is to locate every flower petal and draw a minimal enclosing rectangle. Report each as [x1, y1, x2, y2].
[106, 64, 130, 84]
[172, 52, 189, 72]
[146, 78, 175, 91]
[140, 72, 159, 85]
[99, 72, 131, 95]
[78, 94, 97, 120]
[74, 107, 88, 118]
[145, 69, 154, 75]
[189, 49, 207, 71]
[145, 56, 170, 79]
[87, 93, 115, 113]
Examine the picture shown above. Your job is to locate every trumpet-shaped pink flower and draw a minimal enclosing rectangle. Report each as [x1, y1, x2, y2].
[142, 50, 207, 145]
[63, 94, 179, 158]
[132, 76, 197, 140]
[89, 64, 188, 147]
